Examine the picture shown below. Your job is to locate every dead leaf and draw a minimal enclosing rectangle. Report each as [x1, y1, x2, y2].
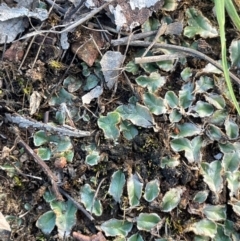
[82, 86, 103, 104]
[72, 231, 107, 241]
[100, 51, 124, 89]
[0, 146, 11, 160]
[25, 60, 46, 81]
[109, 4, 127, 31]
[0, 3, 48, 43]
[130, 0, 160, 9]
[0, 3, 48, 21]
[0, 18, 25, 44]
[0, 212, 11, 231]
[106, 0, 164, 31]
[29, 91, 42, 115]
[54, 157, 67, 169]
[69, 0, 82, 7]
[85, 0, 98, 8]
[71, 28, 106, 67]
[3, 41, 24, 62]
[165, 22, 183, 36]
[60, 32, 69, 50]
[15, 0, 38, 8]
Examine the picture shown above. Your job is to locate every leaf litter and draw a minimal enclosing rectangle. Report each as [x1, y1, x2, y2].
[0, 0, 240, 240]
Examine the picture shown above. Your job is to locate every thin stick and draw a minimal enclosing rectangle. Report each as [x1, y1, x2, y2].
[86, 21, 129, 35]
[45, 0, 66, 14]
[111, 30, 157, 43]
[83, 104, 98, 118]
[1, 35, 8, 61]
[41, 44, 82, 108]
[82, 24, 112, 34]
[123, 32, 133, 58]
[12, 129, 63, 200]
[20, 0, 58, 70]
[90, 178, 106, 214]
[62, 0, 85, 23]
[15, 136, 58, 182]
[18, 20, 46, 71]
[95, 17, 112, 42]
[17, 1, 114, 41]
[31, 33, 49, 70]
[123, 71, 140, 99]
[59, 188, 95, 221]
[142, 23, 167, 57]
[61, 1, 113, 33]
[90, 34, 103, 57]
[5, 113, 91, 137]
[135, 53, 186, 64]
[18, 35, 36, 70]
[111, 32, 133, 98]
[112, 40, 240, 86]
[12, 163, 43, 181]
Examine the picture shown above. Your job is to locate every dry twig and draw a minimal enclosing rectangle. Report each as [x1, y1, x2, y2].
[111, 39, 240, 86]
[11, 127, 63, 200]
[135, 53, 186, 64]
[17, 1, 114, 41]
[72, 231, 106, 241]
[5, 113, 91, 137]
[59, 188, 95, 221]
[142, 23, 167, 57]
[41, 43, 83, 108]
[45, 0, 66, 14]
[90, 178, 106, 214]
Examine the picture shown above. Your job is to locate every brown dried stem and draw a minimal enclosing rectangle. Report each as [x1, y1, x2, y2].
[59, 188, 95, 221]
[111, 39, 240, 86]
[12, 128, 63, 200]
[135, 53, 186, 64]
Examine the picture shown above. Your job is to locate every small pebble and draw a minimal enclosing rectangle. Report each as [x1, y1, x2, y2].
[54, 157, 67, 169]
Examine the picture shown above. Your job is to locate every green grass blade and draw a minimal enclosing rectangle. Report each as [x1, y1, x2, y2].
[225, 0, 240, 30]
[214, 0, 240, 115]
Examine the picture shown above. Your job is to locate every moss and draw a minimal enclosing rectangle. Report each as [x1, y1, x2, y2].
[48, 60, 66, 71]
